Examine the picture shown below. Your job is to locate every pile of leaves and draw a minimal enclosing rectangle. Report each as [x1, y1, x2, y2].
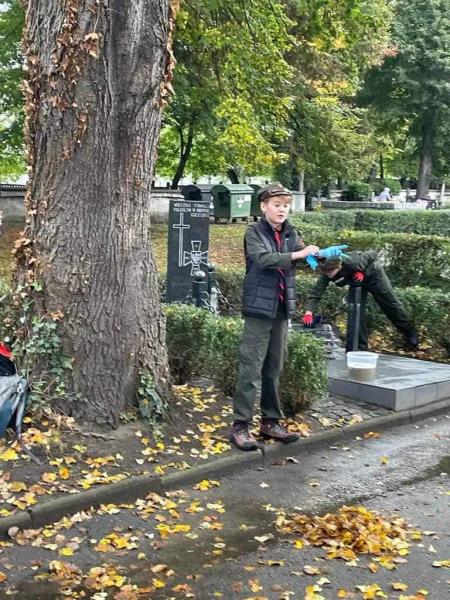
[276, 505, 411, 566]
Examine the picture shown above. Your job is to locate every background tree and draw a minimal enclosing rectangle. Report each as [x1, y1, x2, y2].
[13, 0, 176, 427]
[276, 0, 392, 191]
[156, 0, 295, 186]
[0, 0, 25, 178]
[359, 0, 450, 198]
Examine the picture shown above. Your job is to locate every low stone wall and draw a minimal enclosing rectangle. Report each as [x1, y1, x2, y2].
[320, 200, 398, 210]
[0, 185, 26, 224]
[320, 200, 428, 211]
[150, 188, 184, 222]
[0, 185, 179, 225]
[290, 191, 305, 213]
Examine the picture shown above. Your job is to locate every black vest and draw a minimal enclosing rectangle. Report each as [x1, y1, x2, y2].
[242, 219, 297, 320]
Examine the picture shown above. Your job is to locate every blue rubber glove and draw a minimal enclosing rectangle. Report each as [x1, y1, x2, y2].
[306, 255, 319, 270]
[318, 244, 349, 259]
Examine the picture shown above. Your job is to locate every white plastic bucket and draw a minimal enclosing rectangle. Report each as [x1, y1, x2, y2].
[346, 351, 378, 381]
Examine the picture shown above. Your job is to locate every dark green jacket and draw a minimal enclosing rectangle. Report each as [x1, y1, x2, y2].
[304, 250, 379, 313]
[242, 217, 304, 319]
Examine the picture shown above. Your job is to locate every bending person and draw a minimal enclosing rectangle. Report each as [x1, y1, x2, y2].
[302, 251, 418, 352]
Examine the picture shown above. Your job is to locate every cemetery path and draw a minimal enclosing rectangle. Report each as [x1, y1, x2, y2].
[0, 414, 449, 598]
[0, 377, 449, 538]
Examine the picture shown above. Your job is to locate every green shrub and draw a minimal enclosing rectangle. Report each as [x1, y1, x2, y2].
[354, 210, 450, 236]
[212, 268, 450, 354]
[216, 266, 245, 314]
[343, 181, 372, 201]
[201, 314, 243, 396]
[293, 210, 357, 231]
[164, 304, 214, 383]
[386, 286, 450, 352]
[164, 304, 328, 410]
[370, 178, 402, 195]
[281, 331, 327, 413]
[293, 209, 450, 237]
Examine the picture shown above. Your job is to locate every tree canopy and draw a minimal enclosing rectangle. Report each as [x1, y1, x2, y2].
[359, 0, 450, 195]
[157, 0, 393, 187]
[157, 0, 295, 186]
[0, 0, 25, 178]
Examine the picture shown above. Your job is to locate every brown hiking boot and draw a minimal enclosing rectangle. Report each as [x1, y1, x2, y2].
[260, 420, 299, 444]
[229, 421, 258, 451]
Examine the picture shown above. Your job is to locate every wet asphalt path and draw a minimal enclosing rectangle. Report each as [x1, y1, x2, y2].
[1, 414, 449, 599]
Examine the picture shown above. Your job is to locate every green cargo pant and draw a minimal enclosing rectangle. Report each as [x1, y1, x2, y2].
[232, 306, 288, 423]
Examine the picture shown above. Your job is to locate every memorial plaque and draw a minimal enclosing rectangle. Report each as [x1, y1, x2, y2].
[166, 199, 210, 303]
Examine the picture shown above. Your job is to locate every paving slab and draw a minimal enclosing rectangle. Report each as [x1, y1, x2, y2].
[328, 354, 450, 411]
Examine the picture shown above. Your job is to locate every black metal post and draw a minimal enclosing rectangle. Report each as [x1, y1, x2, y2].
[347, 285, 362, 352]
[192, 270, 208, 308]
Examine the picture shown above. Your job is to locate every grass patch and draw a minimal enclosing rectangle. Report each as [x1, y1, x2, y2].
[0, 224, 248, 279]
[151, 223, 246, 271]
[0, 227, 21, 281]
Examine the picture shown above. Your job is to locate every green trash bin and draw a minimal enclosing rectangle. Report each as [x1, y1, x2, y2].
[211, 184, 253, 221]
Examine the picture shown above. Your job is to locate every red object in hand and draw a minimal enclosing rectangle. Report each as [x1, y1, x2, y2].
[353, 271, 364, 283]
[302, 312, 314, 326]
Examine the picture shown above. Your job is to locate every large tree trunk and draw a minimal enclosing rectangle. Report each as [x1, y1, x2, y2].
[416, 115, 434, 199]
[16, 0, 177, 427]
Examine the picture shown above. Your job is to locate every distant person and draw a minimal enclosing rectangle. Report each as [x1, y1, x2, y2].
[377, 187, 391, 202]
[230, 184, 346, 451]
[302, 251, 418, 353]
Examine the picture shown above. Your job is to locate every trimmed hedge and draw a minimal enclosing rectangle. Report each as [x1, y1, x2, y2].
[214, 268, 450, 354]
[164, 304, 327, 412]
[293, 210, 450, 237]
[292, 225, 450, 290]
[355, 210, 450, 236]
[293, 211, 357, 231]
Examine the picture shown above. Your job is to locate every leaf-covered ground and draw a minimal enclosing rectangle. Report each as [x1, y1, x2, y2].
[1, 424, 449, 599]
[0, 383, 387, 519]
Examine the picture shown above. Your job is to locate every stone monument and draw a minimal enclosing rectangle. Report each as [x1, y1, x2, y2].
[166, 198, 210, 303]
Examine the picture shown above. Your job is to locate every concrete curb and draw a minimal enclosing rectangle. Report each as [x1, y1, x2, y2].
[1, 397, 449, 538]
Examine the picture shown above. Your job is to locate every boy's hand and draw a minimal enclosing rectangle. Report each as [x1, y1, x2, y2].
[302, 311, 314, 327]
[292, 245, 319, 263]
[297, 244, 320, 258]
[353, 271, 364, 283]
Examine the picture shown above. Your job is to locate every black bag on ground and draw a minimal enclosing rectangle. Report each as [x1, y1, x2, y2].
[0, 342, 29, 440]
[0, 343, 42, 463]
[0, 375, 29, 440]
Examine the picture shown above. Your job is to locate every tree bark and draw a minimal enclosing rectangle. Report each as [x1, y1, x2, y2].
[379, 153, 384, 181]
[227, 168, 240, 184]
[417, 115, 434, 199]
[171, 119, 195, 189]
[16, 0, 177, 427]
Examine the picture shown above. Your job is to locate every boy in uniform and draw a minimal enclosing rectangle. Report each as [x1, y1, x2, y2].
[302, 250, 418, 352]
[230, 184, 345, 451]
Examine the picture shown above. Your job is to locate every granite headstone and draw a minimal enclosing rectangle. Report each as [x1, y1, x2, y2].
[166, 199, 210, 303]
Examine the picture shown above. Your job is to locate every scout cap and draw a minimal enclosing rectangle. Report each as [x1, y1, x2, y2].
[257, 183, 292, 203]
[317, 256, 343, 273]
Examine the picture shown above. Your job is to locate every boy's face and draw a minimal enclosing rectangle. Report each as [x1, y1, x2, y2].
[261, 194, 291, 228]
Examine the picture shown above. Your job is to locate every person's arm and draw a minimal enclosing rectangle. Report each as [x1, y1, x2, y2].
[245, 226, 318, 270]
[304, 275, 330, 313]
